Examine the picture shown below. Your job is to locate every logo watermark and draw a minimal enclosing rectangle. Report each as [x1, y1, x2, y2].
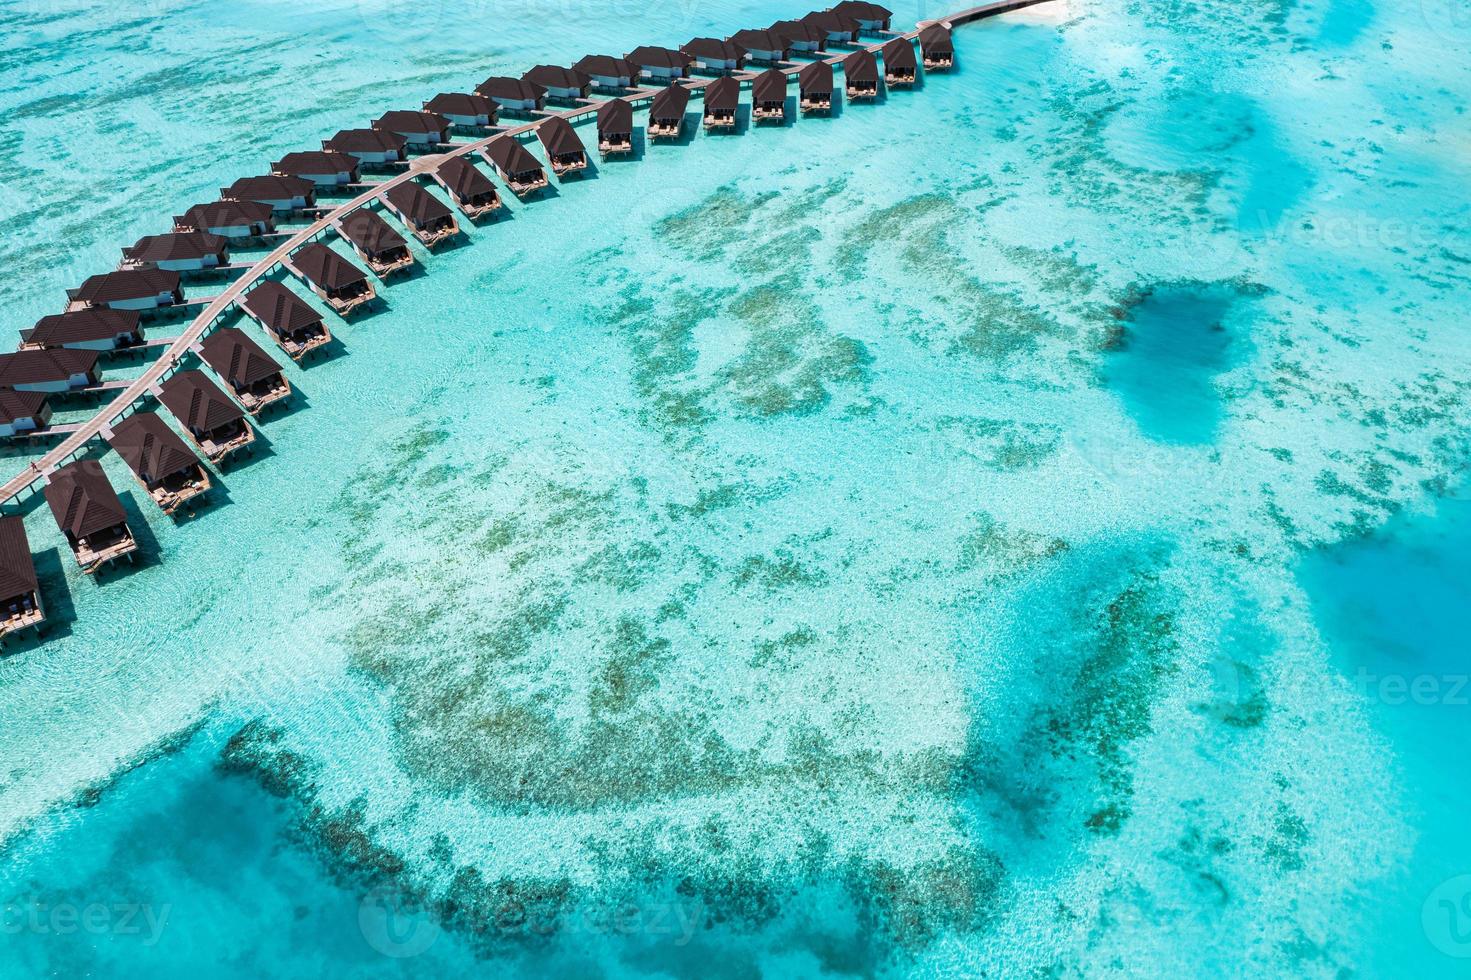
[1353, 668, 1469, 707]
[358, 886, 441, 958]
[1, 899, 171, 946]
[1423, 875, 1471, 958]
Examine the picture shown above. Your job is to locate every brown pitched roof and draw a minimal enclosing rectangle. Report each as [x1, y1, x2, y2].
[573, 55, 637, 79]
[919, 23, 953, 55]
[704, 76, 740, 112]
[44, 460, 127, 540]
[0, 349, 99, 388]
[649, 83, 691, 121]
[199, 327, 283, 389]
[730, 28, 792, 55]
[273, 150, 359, 178]
[0, 516, 38, 601]
[771, 19, 826, 45]
[335, 209, 408, 258]
[241, 281, 323, 334]
[159, 370, 244, 433]
[424, 93, 496, 119]
[385, 182, 453, 225]
[844, 48, 879, 82]
[477, 76, 546, 102]
[832, 0, 893, 21]
[799, 59, 834, 94]
[536, 116, 586, 158]
[801, 10, 860, 35]
[625, 46, 693, 70]
[73, 269, 180, 304]
[0, 390, 48, 426]
[485, 136, 544, 178]
[26, 309, 141, 348]
[373, 111, 449, 135]
[437, 157, 496, 201]
[224, 175, 314, 202]
[522, 65, 591, 90]
[324, 129, 407, 154]
[179, 200, 274, 231]
[108, 411, 200, 486]
[682, 37, 746, 62]
[596, 97, 634, 135]
[881, 37, 917, 70]
[292, 243, 369, 291]
[123, 232, 227, 264]
[751, 68, 789, 105]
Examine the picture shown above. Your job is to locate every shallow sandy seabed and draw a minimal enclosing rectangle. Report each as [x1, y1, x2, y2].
[1, 0, 1470, 975]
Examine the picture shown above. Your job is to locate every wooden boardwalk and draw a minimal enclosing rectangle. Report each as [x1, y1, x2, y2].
[0, 0, 1055, 508]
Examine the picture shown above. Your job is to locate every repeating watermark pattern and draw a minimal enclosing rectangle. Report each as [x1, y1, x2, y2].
[1, 899, 171, 946]
[1419, 0, 1471, 41]
[1422, 875, 1471, 959]
[357, 887, 704, 956]
[1353, 668, 1469, 707]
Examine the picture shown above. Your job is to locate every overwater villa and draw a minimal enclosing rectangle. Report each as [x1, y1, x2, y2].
[223, 175, 316, 212]
[373, 111, 452, 149]
[121, 232, 229, 273]
[334, 209, 415, 277]
[483, 136, 548, 197]
[0, 391, 50, 438]
[919, 23, 954, 69]
[682, 37, 747, 73]
[158, 369, 255, 463]
[771, 19, 827, 53]
[433, 157, 502, 219]
[43, 460, 138, 573]
[175, 200, 276, 239]
[22, 309, 143, 353]
[0, 516, 44, 639]
[751, 68, 789, 123]
[881, 37, 918, 86]
[648, 83, 691, 139]
[730, 28, 793, 63]
[522, 65, 592, 102]
[799, 59, 835, 113]
[573, 55, 637, 90]
[323, 129, 407, 166]
[476, 77, 546, 113]
[0, 349, 100, 393]
[290, 243, 376, 315]
[198, 326, 292, 414]
[271, 150, 361, 187]
[831, 0, 893, 32]
[423, 93, 498, 130]
[536, 117, 588, 177]
[239, 281, 331, 360]
[596, 98, 635, 157]
[800, 10, 861, 44]
[703, 76, 740, 130]
[106, 411, 211, 515]
[625, 46, 693, 82]
[844, 48, 881, 99]
[384, 182, 460, 247]
[67, 269, 184, 314]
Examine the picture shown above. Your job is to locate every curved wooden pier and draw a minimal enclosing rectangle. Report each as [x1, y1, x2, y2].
[0, 0, 1054, 508]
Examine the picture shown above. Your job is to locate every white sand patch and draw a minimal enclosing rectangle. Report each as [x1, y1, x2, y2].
[1001, 0, 1080, 26]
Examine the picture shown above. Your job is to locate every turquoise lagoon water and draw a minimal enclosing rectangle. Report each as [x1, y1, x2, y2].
[3, 0, 1471, 974]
